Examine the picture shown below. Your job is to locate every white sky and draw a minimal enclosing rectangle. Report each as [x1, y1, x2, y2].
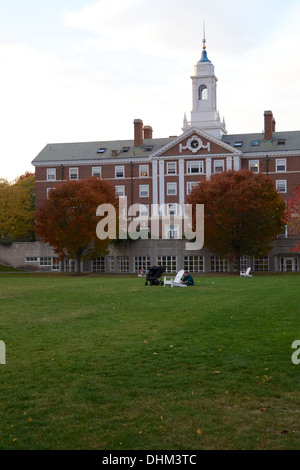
[1, 0, 300, 181]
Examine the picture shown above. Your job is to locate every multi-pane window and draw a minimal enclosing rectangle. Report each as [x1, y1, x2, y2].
[39, 257, 52, 266]
[199, 85, 208, 100]
[115, 185, 125, 197]
[167, 182, 177, 196]
[249, 160, 259, 173]
[187, 161, 203, 174]
[156, 256, 177, 273]
[276, 159, 286, 172]
[133, 256, 151, 273]
[47, 168, 56, 180]
[108, 256, 115, 273]
[92, 167, 101, 178]
[25, 257, 38, 262]
[139, 204, 149, 217]
[139, 184, 149, 198]
[253, 257, 269, 272]
[214, 160, 224, 173]
[167, 203, 177, 216]
[211, 256, 228, 272]
[276, 180, 287, 193]
[117, 256, 129, 273]
[167, 162, 177, 175]
[187, 181, 198, 195]
[139, 165, 149, 177]
[93, 257, 106, 272]
[165, 225, 180, 239]
[184, 256, 204, 273]
[69, 168, 78, 180]
[115, 166, 125, 178]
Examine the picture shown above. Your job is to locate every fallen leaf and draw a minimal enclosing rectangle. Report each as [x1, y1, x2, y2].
[197, 429, 202, 435]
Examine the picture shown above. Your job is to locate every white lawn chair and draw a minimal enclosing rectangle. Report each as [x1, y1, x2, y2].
[164, 269, 187, 287]
[240, 267, 252, 277]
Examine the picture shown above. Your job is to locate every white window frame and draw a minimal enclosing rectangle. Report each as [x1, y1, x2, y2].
[187, 181, 198, 195]
[276, 158, 286, 172]
[92, 166, 101, 178]
[139, 204, 149, 217]
[167, 182, 177, 196]
[115, 166, 125, 178]
[213, 160, 224, 173]
[139, 164, 149, 177]
[69, 168, 78, 180]
[46, 187, 55, 199]
[167, 203, 177, 216]
[167, 162, 177, 175]
[249, 160, 259, 173]
[47, 168, 56, 181]
[139, 184, 149, 198]
[187, 161, 203, 174]
[276, 180, 287, 193]
[115, 185, 125, 197]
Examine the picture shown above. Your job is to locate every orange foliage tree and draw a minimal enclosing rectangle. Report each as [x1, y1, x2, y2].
[187, 170, 286, 271]
[36, 177, 118, 273]
[286, 184, 300, 252]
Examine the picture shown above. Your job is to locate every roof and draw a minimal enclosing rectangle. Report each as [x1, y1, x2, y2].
[32, 137, 174, 165]
[222, 131, 300, 154]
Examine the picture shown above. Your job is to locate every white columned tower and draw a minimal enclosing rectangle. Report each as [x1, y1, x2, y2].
[183, 31, 227, 139]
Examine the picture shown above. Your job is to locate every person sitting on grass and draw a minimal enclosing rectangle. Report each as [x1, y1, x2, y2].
[181, 271, 194, 286]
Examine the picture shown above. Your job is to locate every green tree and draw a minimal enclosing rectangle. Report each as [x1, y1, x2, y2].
[187, 170, 285, 272]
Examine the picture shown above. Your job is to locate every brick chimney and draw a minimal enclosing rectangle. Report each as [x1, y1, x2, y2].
[143, 125, 153, 139]
[134, 119, 143, 147]
[264, 110, 276, 141]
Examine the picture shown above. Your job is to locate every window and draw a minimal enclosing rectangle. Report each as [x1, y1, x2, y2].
[199, 85, 208, 100]
[156, 256, 177, 273]
[167, 162, 177, 175]
[234, 141, 243, 147]
[167, 182, 177, 196]
[122, 147, 130, 153]
[167, 203, 177, 216]
[165, 225, 179, 239]
[249, 160, 259, 173]
[47, 168, 56, 181]
[253, 257, 269, 272]
[52, 258, 60, 271]
[117, 256, 129, 273]
[144, 145, 153, 152]
[139, 184, 149, 198]
[133, 256, 151, 273]
[115, 185, 125, 197]
[47, 188, 55, 199]
[108, 256, 115, 273]
[69, 168, 78, 180]
[276, 180, 287, 193]
[139, 204, 149, 217]
[276, 159, 286, 172]
[277, 139, 286, 145]
[97, 148, 106, 154]
[25, 257, 38, 262]
[214, 160, 224, 173]
[93, 257, 106, 272]
[115, 166, 124, 178]
[92, 167, 101, 178]
[187, 161, 203, 174]
[139, 165, 149, 177]
[251, 140, 260, 146]
[211, 256, 228, 272]
[187, 182, 198, 195]
[39, 257, 52, 266]
[184, 256, 204, 273]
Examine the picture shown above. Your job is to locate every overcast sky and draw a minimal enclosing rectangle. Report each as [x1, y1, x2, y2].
[1, 0, 300, 181]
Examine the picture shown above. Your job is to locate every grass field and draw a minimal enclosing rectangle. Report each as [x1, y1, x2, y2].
[0, 272, 299, 450]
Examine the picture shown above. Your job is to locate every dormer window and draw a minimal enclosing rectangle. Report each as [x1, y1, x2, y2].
[198, 85, 208, 101]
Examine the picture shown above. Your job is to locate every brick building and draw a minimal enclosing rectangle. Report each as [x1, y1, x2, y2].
[21, 40, 300, 273]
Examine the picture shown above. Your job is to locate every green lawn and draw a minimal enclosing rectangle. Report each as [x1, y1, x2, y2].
[0, 272, 299, 450]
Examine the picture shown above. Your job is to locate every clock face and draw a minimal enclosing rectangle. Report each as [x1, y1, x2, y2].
[191, 139, 199, 149]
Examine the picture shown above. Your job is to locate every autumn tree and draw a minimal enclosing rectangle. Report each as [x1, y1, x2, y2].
[286, 184, 300, 252]
[35, 177, 118, 273]
[0, 173, 35, 244]
[187, 170, 285, 272]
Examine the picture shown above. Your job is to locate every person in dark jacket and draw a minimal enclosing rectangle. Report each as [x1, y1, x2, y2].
[181, 271, 194, 285]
